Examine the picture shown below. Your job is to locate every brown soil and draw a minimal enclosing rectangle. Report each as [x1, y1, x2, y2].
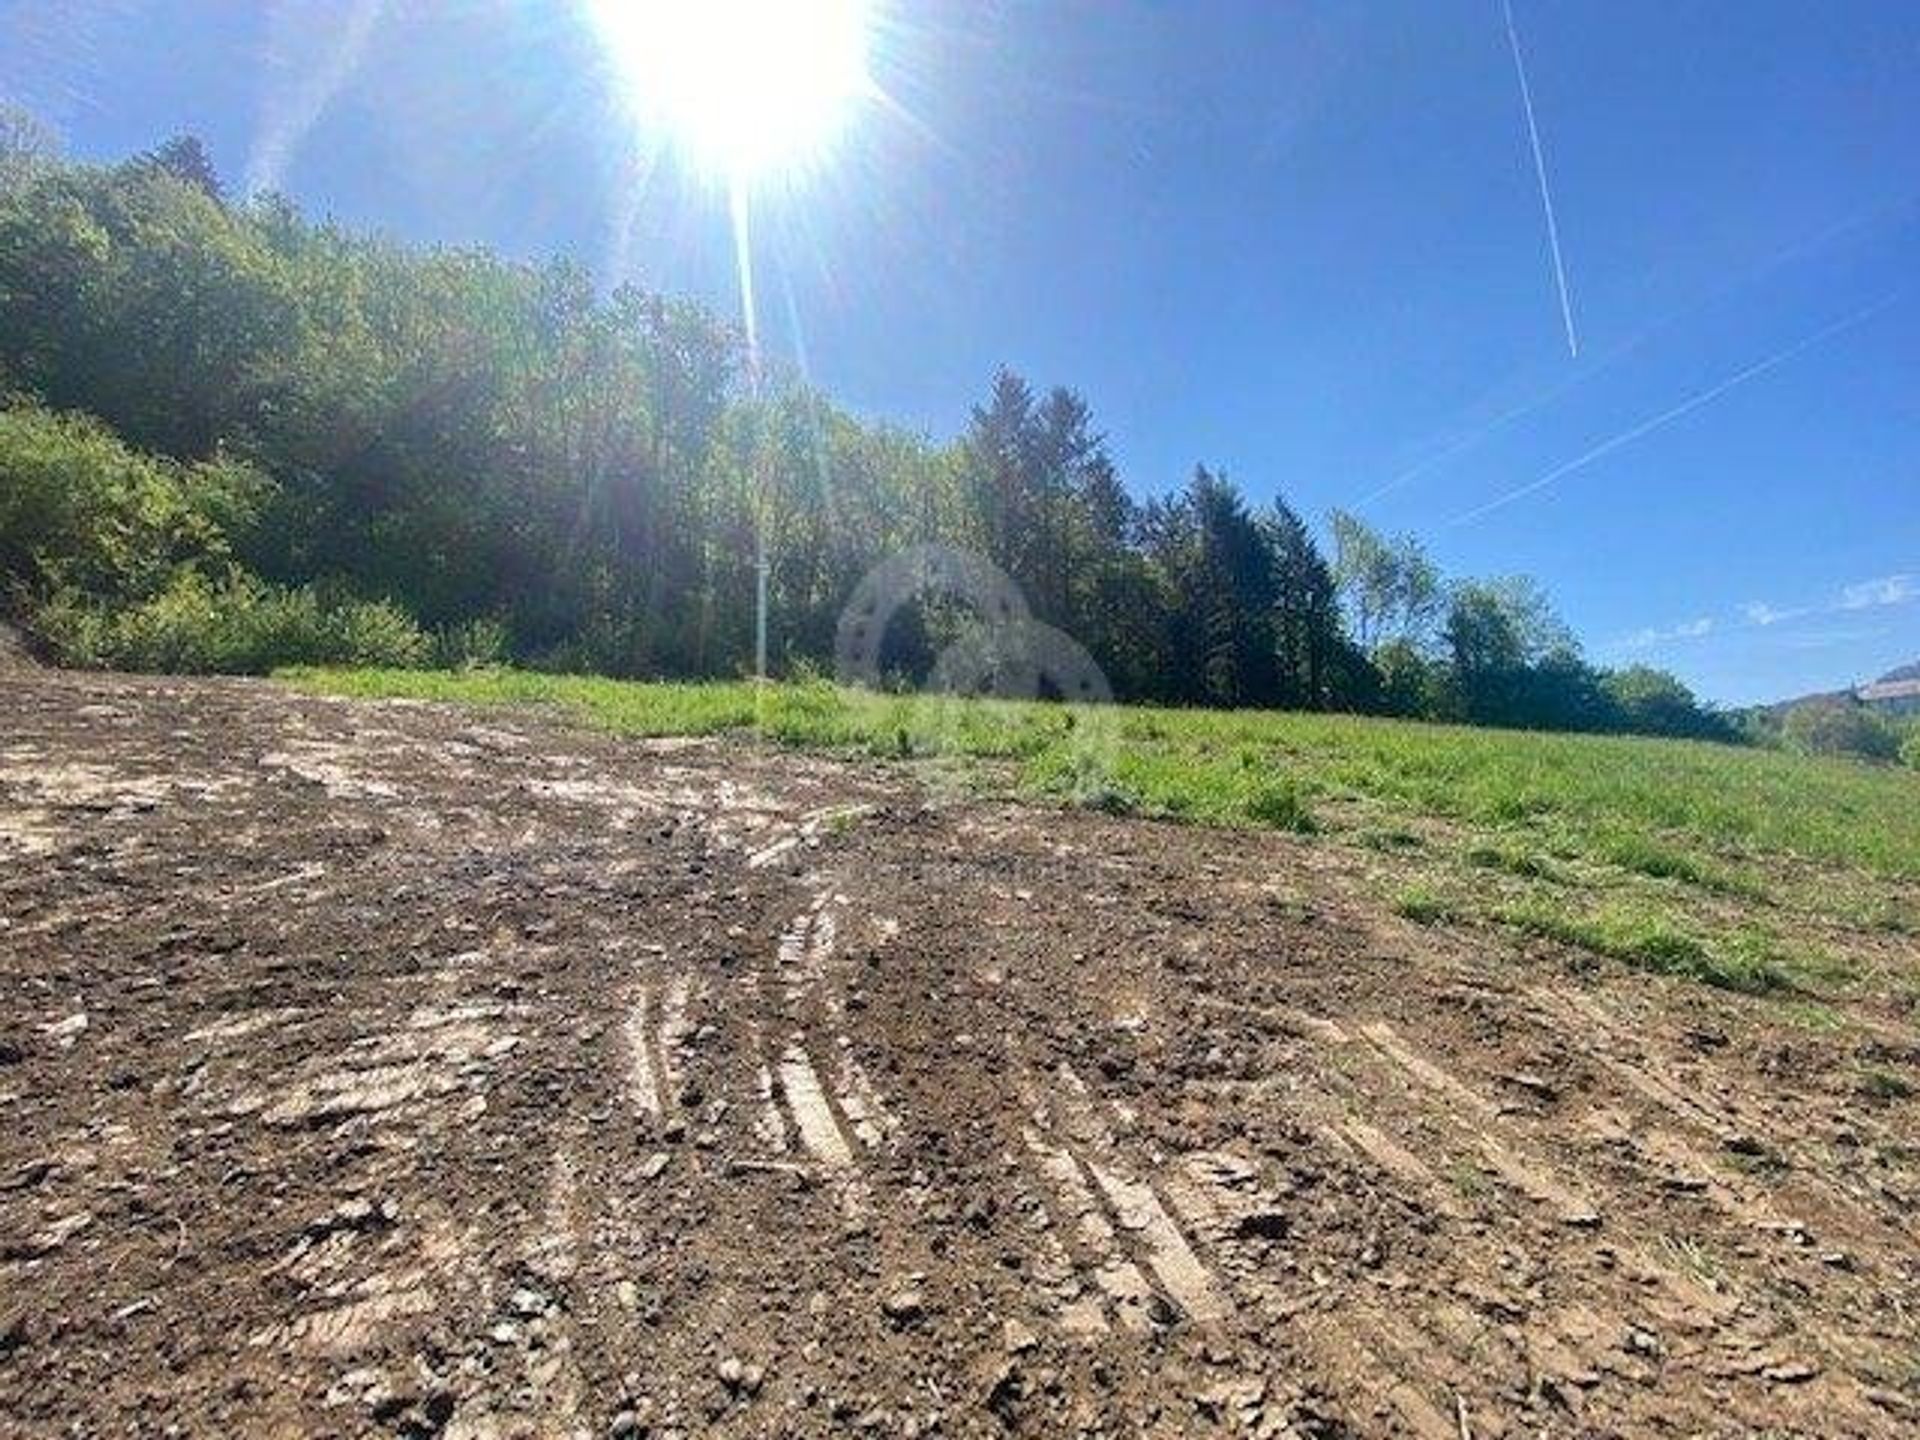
[3, 671, 1918, 1438]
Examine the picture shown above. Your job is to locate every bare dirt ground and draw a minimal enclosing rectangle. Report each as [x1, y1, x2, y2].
[4, 669, 1919, 1438]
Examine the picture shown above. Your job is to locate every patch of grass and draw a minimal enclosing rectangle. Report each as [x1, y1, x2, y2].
[1466, 841, 1555, 880]
[1358, 826, 1422, 852]
[1597, 832, 1709, 885]
[1446, 1160, 1493, 1200]
[1658, 1233, 1724, 1287]
[1857, 1067, 1916, 1103]
[1494, 900, 1809, 994]
[1393, 885, 1459, 924]
[1776, 1000, 1847, 1033]
[1242, 778, 1317, 833]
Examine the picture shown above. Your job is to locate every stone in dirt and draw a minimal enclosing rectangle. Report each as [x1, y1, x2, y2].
[882, 1287, 926, 1324]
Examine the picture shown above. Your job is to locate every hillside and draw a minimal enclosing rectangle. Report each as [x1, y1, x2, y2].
[0, 128, 1736, 746]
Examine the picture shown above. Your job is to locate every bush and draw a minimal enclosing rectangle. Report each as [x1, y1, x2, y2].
[1903, 730, 1920, 772]
[431, 616, 511, 669]
[1780, 700, 1902, 763]
[0, 403, 266, 600]
[37, 570, 428, 674]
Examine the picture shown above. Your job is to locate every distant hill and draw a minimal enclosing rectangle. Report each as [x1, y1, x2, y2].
[1754, 659, 1920, 718]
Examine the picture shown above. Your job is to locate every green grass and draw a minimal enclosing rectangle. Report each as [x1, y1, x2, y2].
[1393, 884, 1460, 925]
[1493, 900, 1817, 993]
[281, 668, 1920, 996]
[1857, 1067, 1916, 1102]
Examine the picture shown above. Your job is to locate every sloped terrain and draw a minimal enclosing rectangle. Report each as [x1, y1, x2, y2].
[3, 671, 1918, 1437]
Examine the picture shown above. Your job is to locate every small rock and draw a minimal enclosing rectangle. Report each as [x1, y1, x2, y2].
[42, 1013, 87, 1048]
[640, 1153, 670, 1181]
[322, 1367, 384, 1408]
[881, 1287, 925, 1324]
[507, 1286, 549, 1318]
[1763, 1360, 1820, 1385]
[1, 1158, 54, 1193]
[1865, 1387, 1919, 1417]
[1503, 1071, 1557, 1100]
[10, 1210, 92, 1259]
[608, 1410, 640, 1438]
[615, 1279, 640, 1311]
[1624, 1326, 1663, 1358]
[1002, 1318, 1039, 1354]
[717, 1357, 746, 1391]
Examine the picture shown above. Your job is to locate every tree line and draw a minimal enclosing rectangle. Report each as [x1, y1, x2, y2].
[0, 117, 1736, 742]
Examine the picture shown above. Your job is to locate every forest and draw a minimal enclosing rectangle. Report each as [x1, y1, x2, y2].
[0, 116, 1739, 742]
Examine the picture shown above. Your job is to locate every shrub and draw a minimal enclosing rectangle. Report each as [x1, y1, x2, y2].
[1244, 777, 1317, 833]
[1902, 729, 1920, 772]
[431, 616, 511, 669]
[1780, 700, 1901, 763]
[0, 403, 266, 600]
[37, 570, 428, 674]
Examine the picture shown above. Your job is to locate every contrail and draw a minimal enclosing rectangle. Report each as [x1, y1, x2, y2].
[1503, 0, 1578, 358]
[1354, 191, 1919, 511]
[245, 0, 385, 197]
[1446, 293, 1903, 527]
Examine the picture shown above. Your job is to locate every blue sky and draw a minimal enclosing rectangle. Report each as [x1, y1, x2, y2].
[4, 0, 1915, 704]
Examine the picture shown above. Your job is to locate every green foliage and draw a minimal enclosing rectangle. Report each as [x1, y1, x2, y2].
[0, 104, 60, 195]
[1496, 900, 1796, 993]
[38, 570, 428, 674]
[1902, 729, 1920, 772]
[431, 617, 511, 670]
[1604, 665, 1737, 743]
[1781, 700, 1902, 763]
[1393, 885, 1458, 923]
[0, 403, 266, 600]
[0, 125, 1819, 753]
[1330, 509, 1440, 652]
[1242, 777, 1317, 832]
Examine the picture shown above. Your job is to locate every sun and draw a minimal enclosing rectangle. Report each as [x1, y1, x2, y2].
[586, 0, 874, 184]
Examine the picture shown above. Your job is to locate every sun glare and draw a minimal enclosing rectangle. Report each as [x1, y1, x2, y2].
[586, 0, 873, 183]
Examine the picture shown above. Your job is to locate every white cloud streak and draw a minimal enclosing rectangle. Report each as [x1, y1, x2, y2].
[1446, 292, 1903, 528]
[1615, 572, 1916, 654]
[1610, 616, 1713, 653]
[1840, 574, 1917, 610]
[244, 0, 386, 198]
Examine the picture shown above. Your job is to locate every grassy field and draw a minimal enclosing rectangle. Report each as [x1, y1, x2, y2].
[285, 667, 1920, 1000]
